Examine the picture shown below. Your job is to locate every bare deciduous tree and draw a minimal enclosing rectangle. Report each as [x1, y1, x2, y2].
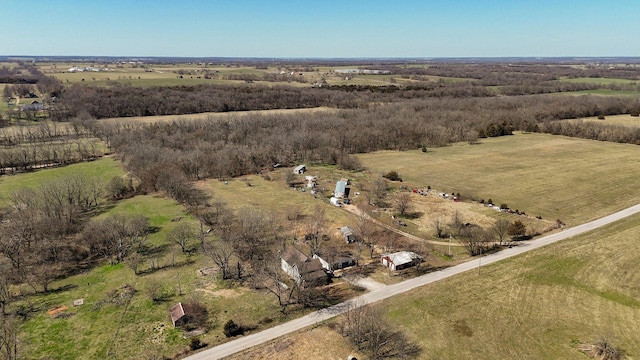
[0, 314, 20, 360]
[167, 222, 196, 253]
[493, 218, 511, 245]
[462, 226, 491, 256]
[235, 207, 267, 260]
[394, 192, 412, 217]
[203, 239, 235, 280]
[432, 217, 445, 238]
[373, 177, 388, 206]
[341, 302, 422, 359]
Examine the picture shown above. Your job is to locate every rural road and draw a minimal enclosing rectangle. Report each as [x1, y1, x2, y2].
[184, 203, 640, 360]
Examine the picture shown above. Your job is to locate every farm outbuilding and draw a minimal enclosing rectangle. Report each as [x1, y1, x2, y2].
[334, 180, 349, 198]
[170, 302, 195, 328]
[293, 164, 306, 174]
[330, 197, 342, 207]
[340, 226, 357, 243]
[381, 251, 422, 271]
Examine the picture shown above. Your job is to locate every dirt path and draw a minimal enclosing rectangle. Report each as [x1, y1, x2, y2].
[184, 203, 640, 360]
[341, 274, 385, 291]
[342, 204, 465, 247]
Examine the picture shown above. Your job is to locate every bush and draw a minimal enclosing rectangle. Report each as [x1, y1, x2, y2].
[631, 109, 640, 117]
[223, 319, 243, 337]
[597, 115, 606, 120]
[189, 337, 205, 350]
[383, 171, 402, 182]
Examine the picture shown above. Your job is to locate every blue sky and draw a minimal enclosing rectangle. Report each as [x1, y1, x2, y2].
[2, 0, 639, 58]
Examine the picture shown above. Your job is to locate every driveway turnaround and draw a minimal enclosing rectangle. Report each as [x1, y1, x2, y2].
[185, 203, 640, 360]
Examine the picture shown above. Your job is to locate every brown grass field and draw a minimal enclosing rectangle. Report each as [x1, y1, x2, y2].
[101, 106, 336, 123]
[357, 132, 640, 226]
[580, 113, 640, 127]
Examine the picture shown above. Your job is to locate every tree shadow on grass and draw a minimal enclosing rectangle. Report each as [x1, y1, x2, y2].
[137, 257, 196, 276]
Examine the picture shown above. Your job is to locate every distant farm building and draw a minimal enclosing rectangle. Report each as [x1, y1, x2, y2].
[293, 164, 306, 174]
[381, 251, 422, 271]
[334, 179, 349, 198]
[340, 226, 357, 243]
[281, 246, 328, 287]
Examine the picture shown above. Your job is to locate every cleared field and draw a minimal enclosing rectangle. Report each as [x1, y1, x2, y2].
[560, 77, 639, 85]
[100, 106, 336, 123]
[558, 89, 640, 96]
[357, 132, 640, 226]
[0, 157, 124, 205]
[196, 169, 355, 231]
[580, 113, 640, 127]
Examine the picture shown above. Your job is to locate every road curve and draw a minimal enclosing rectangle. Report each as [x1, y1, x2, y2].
[185, 203, 640, 360]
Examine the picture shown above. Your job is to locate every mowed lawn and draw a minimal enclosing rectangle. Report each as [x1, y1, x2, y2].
[380, 212, 640, 359]
[357, 132, 640, 226]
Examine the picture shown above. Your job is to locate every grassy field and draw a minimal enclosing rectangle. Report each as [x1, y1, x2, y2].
[357, 132, 640, 226]
[579, 113, 640, 127]
[560, 77, 639, 85]
[196, 169, 356, 231]
[0, 157, 124, 205]
[18, 195, 199, 360]
[222, 210, 640, 359]
[558, 88, 640, 96]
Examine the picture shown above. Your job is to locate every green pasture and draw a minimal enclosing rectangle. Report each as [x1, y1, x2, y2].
[357, 132, 640, 226]
[0, 157, 124, 205]
[559, 88, 640, 96]
[560, 76, 639, 85]
[378, 212, 640, 359]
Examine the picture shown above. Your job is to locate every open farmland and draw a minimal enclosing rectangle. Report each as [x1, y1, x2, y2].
[357, 132, 640, 226]
[560, 76, 640, 85]
[100, 106, 336, 124]
[196, 169, 354, 230]
[580, 113, 640, 127]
